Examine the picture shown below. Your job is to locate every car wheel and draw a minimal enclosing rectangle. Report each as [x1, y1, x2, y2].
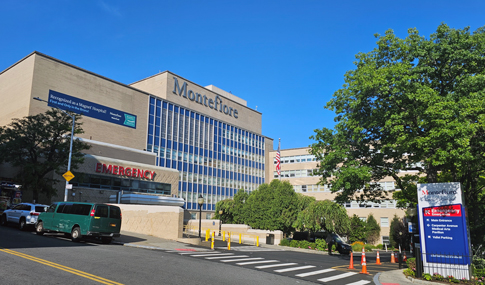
[36, 221, 44, 235]
[101, 237, 112, 244]
[71, 227, 81, 242]
[19, 218, 26, 231]
[0, 215, 6, 226]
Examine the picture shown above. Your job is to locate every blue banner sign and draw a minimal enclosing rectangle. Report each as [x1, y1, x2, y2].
[422, 204, 470, 264]
[47, 90, 137, 129]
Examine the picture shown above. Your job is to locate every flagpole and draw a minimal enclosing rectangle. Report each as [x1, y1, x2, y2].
[278, 138, 281, 181]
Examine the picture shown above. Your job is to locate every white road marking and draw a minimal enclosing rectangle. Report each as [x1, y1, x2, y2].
[255, 263, 298, 269]
[190, 253, 234, 257]
[295, 268, 335, 277]
[174, 251, 220, 254]
[205, 255, 249, 260]
[220, 257, 265, 263]
[274, 265, 316, 272]
[345, 280, 371, 285]
[318, 272, 357, 282]
[236, 260, 279, 265]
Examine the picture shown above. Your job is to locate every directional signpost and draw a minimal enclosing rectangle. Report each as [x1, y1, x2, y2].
[417, 183, 471, 279]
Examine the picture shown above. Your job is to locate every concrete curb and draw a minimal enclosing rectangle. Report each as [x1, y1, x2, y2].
[373, 272, 381, 285]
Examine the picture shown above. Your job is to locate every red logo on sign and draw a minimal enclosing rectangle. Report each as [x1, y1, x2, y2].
[423, 205, 462, 217]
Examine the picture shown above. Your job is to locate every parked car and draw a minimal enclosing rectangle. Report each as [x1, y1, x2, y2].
[0, 203, 49, 230]
[326, 232, 352, 255]
[35, 202, 121, 243]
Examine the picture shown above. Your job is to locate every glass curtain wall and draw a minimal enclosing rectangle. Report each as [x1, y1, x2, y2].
[147, 97, 265, 210]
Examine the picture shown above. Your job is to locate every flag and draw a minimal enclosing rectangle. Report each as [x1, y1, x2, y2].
[276, 139, 281, 176]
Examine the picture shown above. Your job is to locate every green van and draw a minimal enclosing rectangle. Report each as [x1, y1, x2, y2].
[35, 202, 121, 243]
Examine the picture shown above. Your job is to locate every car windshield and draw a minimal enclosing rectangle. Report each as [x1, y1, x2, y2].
[35, 206, 47, 212]
[333, 235, 343, 243]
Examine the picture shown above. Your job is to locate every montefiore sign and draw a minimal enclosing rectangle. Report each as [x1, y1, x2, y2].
[417, 183, 471, 279]
[95, 163, 155, 180]
[172, 77, 239, 119]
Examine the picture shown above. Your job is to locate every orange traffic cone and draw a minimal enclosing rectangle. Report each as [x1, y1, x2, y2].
[348, 251, 355, 269]
[403, 252, 407, 262]
[390, 251, 396, 263]
[376, 250, 382, 265]
[360, 250, 369, 274]
[361, 247, 365, 265]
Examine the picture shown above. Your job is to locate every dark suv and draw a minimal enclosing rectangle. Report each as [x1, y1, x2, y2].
[1, 203, 49, 230]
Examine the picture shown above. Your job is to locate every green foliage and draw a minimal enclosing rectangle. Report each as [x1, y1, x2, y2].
[0, 109, 90, 201]
[404, 268, 415, 277]
[279, 239, 291, 246]
[390, 215, 409, 249]
[309, 23, 485, 246]
[433, 273, 444, 281]
[376, 243, 383, 249]
[315, 239, 327, 251]
[365, 214, 381, 244]
[406, 258, 416, 270]
[289, 240, 300, 248]
[299, 240, 312, 249]
[243, 180, 300, 235]
[347, 214, 367, 243]
[364, 244, 374, 251]
[293, 199, 350, 235]
[422, 273, 432, 281]
[352, 243, 364, 252]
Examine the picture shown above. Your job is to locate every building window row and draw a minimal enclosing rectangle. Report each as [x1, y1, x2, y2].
[274, 154, 316, 164]
[274, 169, 318, 178]
[343, 200, 397, 209]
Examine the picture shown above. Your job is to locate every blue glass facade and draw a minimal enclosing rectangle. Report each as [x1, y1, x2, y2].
[147, 97, 265, 210]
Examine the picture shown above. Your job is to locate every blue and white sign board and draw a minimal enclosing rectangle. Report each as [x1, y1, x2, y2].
[417, 183, 471, 279]
[47, 90, 137, 129]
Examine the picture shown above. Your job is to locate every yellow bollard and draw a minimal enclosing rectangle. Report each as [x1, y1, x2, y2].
[211, 231, 215, 250]
[256, 236, 259, 247]
[227, 233, 231, 250]
[205, 229, 210, 241]
[222, 231, 225, 241]
[239, 233, 242, 244]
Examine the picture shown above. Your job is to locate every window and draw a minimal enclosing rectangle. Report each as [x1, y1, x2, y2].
[302, 185, 307, 192]
[382, 236, 390, 245]
[95, 205, 109, 218]
[205, 213, 212, 219]
[360, 217, 367, 222]
[190, 213, 197, 219]
[381, 217, 389, 227]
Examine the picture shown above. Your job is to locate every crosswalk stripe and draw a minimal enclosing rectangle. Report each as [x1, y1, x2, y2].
[220, 257, 264, 263]
[345, 280, 371, 285]
[255, 263, 298, 269]
[190, 253, 234, 257]
[317, 272, 357, 282]
[274, 265, 316, 273]
[295, 268, 335, 277]
[175, 251, 221, 254]
[236, 260, 279, 266]
[205, 255, 249, 260]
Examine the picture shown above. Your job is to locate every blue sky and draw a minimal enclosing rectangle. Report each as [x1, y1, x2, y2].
[1, 1, 484, 150]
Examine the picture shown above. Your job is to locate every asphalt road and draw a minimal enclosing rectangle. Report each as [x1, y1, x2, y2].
[0, 225, 403, 285]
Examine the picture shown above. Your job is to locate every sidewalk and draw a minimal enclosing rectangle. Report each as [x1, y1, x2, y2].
[112, 231, 432, 285]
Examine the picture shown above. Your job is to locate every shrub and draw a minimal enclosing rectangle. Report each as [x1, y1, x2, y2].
[352, 243, 364, 252]
[406, 258, 416, 270]
[422, 273, 432, 281]
[308, 242, 316, 250]
[315, 239, 327, 251]
[404, 268, 415, 277]
[299, 240, 311, 249]
[376, 243, 383, 249]
[289, 240, 300, 248]
[280, 239, 290, 246]
[433, 273, 444, 281]
[364, 244, 373, 252]
[351, 241, 365, 246]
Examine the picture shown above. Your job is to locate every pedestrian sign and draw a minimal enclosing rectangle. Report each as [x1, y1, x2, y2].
[62, 171, 75, 181]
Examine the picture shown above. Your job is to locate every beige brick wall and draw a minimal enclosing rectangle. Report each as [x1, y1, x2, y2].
[29, 53, 149, 150]
[117, 204, 184, 240]
[0, 53, 35, 127]
[131, 72, 263, 134]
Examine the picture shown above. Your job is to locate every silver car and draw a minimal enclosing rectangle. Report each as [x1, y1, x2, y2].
[1, 203, 49, 230]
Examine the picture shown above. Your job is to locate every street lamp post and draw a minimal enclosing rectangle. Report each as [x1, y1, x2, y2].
[197, 194, 204, 238]
[33, 97, 75, 202]
[218, 210, 223, 236]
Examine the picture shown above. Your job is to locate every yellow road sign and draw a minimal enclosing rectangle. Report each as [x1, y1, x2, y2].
[62, 171, 75, 181]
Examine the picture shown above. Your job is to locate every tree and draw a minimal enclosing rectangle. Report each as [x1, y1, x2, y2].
[0, 109, 90, 201]
[243, 180, 300, 235]
[390, 214, 409, 250]
[347, 214, 367, 243]
[365, 214, 381, 244]
[214, 198, 235, 223]
[293, 199, 350, 236]
[309, 24, 485, 244]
